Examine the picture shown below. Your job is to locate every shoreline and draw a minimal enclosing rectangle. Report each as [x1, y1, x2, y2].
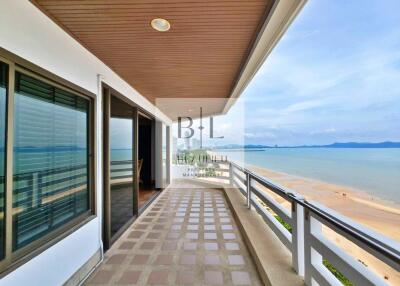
[247, 164, 400, 217]
[213, 149, 400, 205]
[247, 164, 400, 240]
[246, 164, 400, 285]
[208, 150, 399, 284]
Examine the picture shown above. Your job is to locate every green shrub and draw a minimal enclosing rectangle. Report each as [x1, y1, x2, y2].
[323, 259, 353, 286]
[274, 215, 292, 233]
[273, 215, 353, 286]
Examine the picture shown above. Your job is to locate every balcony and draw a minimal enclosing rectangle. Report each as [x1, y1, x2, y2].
[1, 1, 398, 285]
[84, 162, 400, 286]
[86, 179, 268, 286]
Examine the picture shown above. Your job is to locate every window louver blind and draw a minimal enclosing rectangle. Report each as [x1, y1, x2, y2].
[13, 72, 90, 250]
[0, 62, 8, 259]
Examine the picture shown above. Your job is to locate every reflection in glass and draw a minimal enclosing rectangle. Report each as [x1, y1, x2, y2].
[110, 115, 133, 237]
[13, 72, 90, 250]
[0, 62, 8, 259]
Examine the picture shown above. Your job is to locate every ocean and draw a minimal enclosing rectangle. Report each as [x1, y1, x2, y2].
[110, 149, 132, 161]
[216, 148, 400, 203]
[1, 148, 399, 203]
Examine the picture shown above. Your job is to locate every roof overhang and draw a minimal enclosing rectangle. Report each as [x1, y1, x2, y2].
[223, 0, 307, 114]
[31, 0, 306, 120]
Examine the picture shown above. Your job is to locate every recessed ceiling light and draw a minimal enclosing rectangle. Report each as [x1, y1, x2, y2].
[151, 18, 171, 32]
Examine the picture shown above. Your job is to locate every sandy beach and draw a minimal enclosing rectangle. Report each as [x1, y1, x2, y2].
[247, 164, 400, 285]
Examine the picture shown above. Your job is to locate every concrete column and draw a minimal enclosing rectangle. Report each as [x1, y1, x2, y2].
[304, 210, 322, 285]
[155, 120, 164, 189]
[292, 201, 305, 277]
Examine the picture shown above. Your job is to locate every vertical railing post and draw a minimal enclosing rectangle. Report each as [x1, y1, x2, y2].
[304, 209, 322, 285]
[246, 172, 251, 209]
[229, 162, 233, 187]
[32, 172, 39, 208]
[37, 171, 43, 206]
[292, 199, 305, 277]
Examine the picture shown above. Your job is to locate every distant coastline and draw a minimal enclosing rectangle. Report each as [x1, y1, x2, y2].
[213, 141, 400, 149]
[215, 147, 400, 203]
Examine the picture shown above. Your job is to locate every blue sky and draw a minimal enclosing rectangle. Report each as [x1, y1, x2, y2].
[213, 0, 400, 146]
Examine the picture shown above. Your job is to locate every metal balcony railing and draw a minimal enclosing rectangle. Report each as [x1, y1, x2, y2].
[110, 160, 134, 181]
[8, 159, 131, 215]
[226, 161, 400, 286]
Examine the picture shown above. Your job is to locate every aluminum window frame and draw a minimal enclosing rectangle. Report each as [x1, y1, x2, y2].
[0, 50, 97, 276]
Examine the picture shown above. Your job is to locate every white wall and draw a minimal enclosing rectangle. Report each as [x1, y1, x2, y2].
[0, 0, 171, 284]
[0, 219, 100, 286]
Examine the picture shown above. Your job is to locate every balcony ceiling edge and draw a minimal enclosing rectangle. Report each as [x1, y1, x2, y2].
[222, 0, 307, 115]
[30, 0, 306, 120]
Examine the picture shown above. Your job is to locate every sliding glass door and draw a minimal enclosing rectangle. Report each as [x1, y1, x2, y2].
[103, 89, 139, 248]
[110, 115, 134, 237]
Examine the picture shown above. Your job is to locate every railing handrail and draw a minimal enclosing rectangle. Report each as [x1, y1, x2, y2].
[11, 160, 131, 178]
[228, 160, 400, 270]
[302, 200, 400, 268]
[13, 163, 87, 179]
[9, 159, 131, 204]
[230, 160, 300, 199]
[110, 160, 133, 166]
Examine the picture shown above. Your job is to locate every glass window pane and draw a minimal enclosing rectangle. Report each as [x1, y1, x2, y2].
[13, 72, 90, 250]
[110, 116, 133, 237]
[0, 62, 8, 259]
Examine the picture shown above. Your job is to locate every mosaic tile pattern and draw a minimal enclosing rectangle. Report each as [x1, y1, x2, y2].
[85, 185, 262, 285]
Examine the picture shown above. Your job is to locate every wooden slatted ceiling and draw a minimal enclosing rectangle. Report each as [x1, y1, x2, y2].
[32, 0, 273, 105]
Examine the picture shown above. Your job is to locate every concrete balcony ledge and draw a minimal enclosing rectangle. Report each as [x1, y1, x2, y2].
[223, 186, 305, 286]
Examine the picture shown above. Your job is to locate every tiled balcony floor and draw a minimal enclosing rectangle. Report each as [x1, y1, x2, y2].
[86, 183, 262, 285]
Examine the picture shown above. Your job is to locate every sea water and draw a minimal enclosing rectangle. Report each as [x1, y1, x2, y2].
[216, 148, 400, 203]
[2, 148, 399, 203]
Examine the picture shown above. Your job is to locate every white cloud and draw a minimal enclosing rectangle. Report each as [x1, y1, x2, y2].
[282, 99, 327, 114]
